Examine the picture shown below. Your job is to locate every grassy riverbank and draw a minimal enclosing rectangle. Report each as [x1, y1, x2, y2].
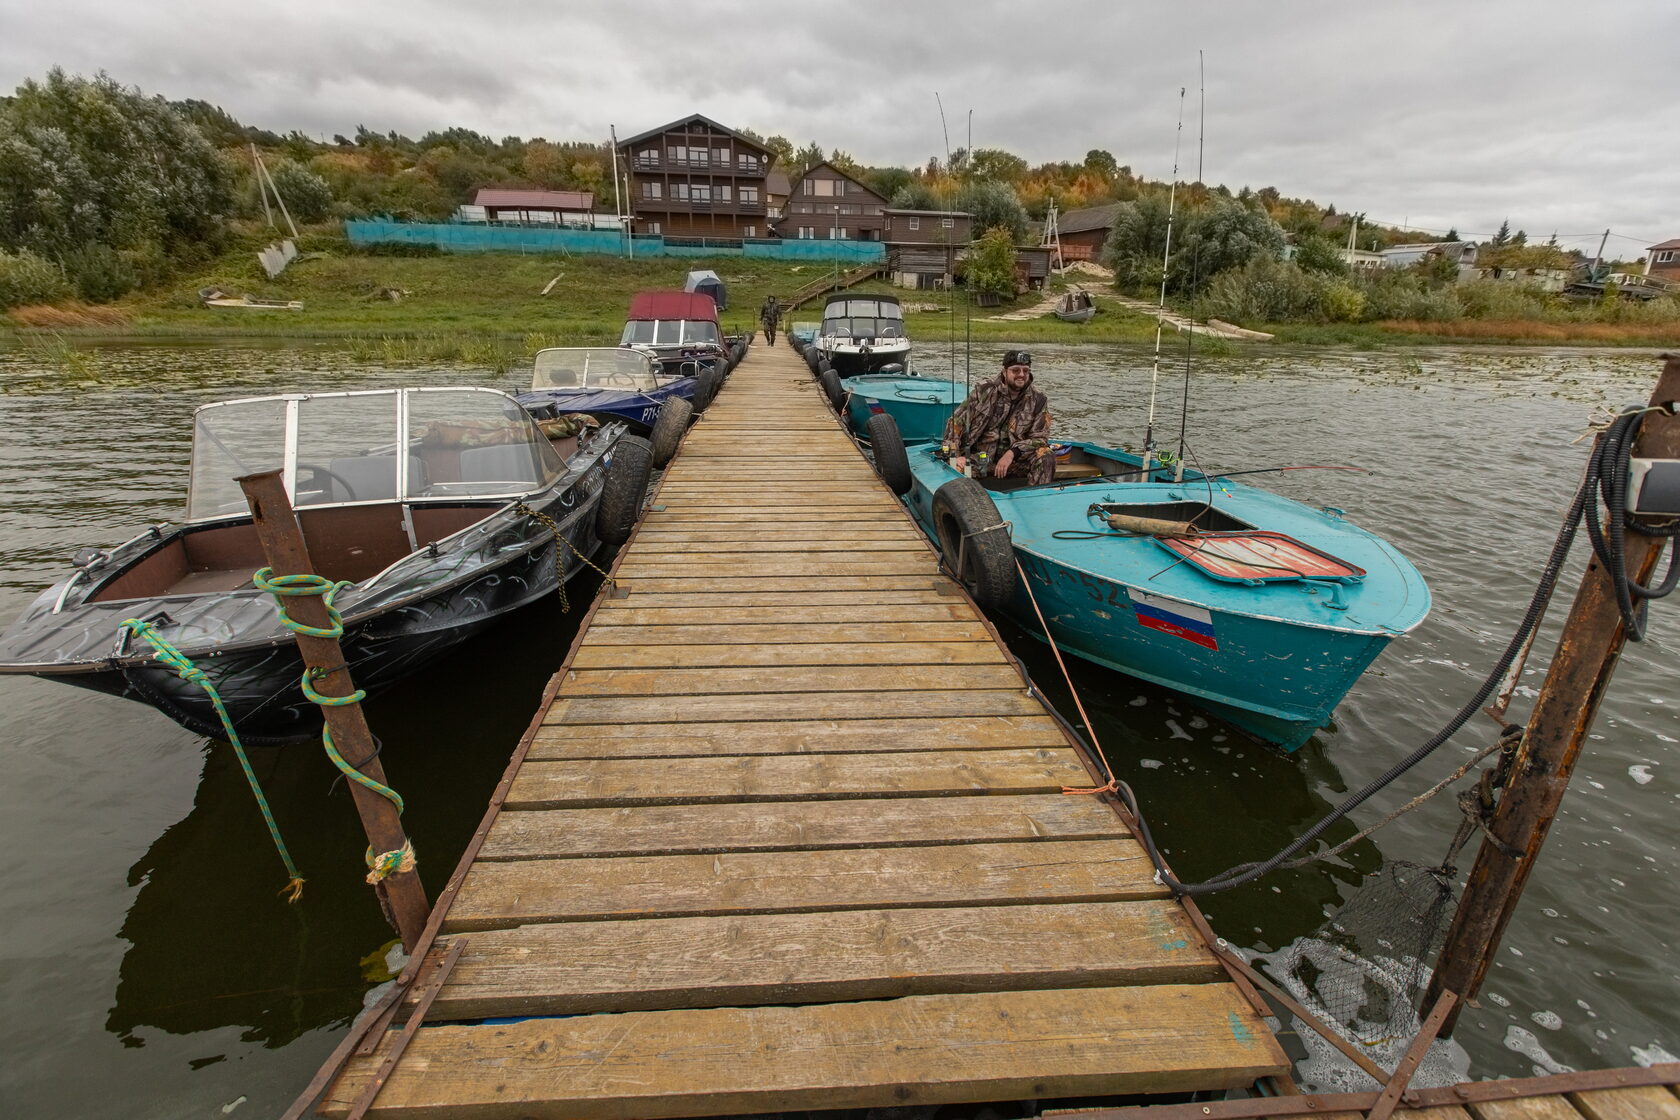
[4, 238, 1677, 353]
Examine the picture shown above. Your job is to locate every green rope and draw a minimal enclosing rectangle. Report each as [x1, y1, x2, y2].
[253, 567, 414, 880]
[118, 618, 306, 902]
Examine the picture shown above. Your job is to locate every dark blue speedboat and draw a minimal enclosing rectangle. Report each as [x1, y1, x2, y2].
[516, 346, 712, 467]
[0, 387, 653, 743]
[871, 426, 1430, 751]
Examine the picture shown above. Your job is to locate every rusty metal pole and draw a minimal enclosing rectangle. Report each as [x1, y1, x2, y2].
[1427, 354, 1680, 1031]
[237, 469, 431, 950]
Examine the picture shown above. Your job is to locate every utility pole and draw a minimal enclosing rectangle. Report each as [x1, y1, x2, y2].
[237, 470, 431, 951]
[609, 124, 624, 257]
[1426, 354, 1680, 1031]
[1591, 228, 1610, 281]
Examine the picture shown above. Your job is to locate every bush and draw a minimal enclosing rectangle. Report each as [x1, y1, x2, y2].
[0, 248, 70, 308]
[1321, 280, 1367, 322]
[1455, 279, 1550, 320]
[966, 226, 1019, 300]
[1196, 256, 1323, 324]
[1357, 269, 1460, 321]
[60, 242, 138, 302]
[267, 160, 335, 223]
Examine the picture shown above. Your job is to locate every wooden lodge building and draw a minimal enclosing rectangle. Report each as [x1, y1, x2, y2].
[1054, 202, 1121, 262]
[776, 161, 889, 242]
[884, 208, 973, 289]
[617, 114, 775, 239]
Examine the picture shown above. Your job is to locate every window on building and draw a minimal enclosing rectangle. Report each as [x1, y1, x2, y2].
[691, 184, 711, 203]
[829, 227, 848, 239]
[717, 184, 731, 202]
[941, 217, 955, 228]
[1659, 250, 1675, 263]
[638, 147, 658, 166]
[908, 217, 920, 231]
[838, 204, 859, 215]
[642, 182, 662, 199]
[667, 145, 687, 163]
[801, 180, 814, 196]
[834, 180, 846, 196]
[794, 203, 811, 214]
[690, 149, 708, 167]
[812, 178, 836, 197]
[743, 225, 756, 238]
[671, 183, 689, 201]
[647, 221, 661, 234]
[767, 206, 782, 219]
[872, 207, 884, 215]
[797, 226, 815, 239]
[739, 186, 759, 203]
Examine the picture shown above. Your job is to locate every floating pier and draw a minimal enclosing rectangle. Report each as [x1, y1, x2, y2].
[305, 341, 1288, 1117]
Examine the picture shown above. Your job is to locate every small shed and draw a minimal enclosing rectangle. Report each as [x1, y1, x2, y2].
[684, 269, 728, 310]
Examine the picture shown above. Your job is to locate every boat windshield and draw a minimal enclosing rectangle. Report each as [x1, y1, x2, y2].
[531, 347, 664, 390]
[822, 298, 903, 338]
[187, 388, 564, 521]
[618, 320, 721, 347]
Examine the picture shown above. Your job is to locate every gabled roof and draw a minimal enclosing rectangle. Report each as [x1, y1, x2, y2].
[1057, 203, 1122, 235]
[786, 161, 886, 203]
[616, 113, 773, 158]
[475, 188, 594, 210]
[765, 170, 792, 196]
[1648, 239, 1680, 251]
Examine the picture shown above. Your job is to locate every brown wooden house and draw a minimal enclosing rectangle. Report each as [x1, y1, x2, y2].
[884, 208, 973, 289]
[777, 161, 889, 242]
[617, 114, 775, 239]
[1056, 203, 1121, 262]
[1646, 239, 1680, 285]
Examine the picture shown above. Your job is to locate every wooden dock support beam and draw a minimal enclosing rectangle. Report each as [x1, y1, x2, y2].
[238, 469, 431, 950]
[1427, 354, 1680, 1029]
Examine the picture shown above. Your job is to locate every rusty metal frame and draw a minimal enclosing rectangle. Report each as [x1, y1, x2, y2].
[282, 426, 683, 1119]
[344, 938, 466, 1120]
[1051, 1061, 1680, 1119]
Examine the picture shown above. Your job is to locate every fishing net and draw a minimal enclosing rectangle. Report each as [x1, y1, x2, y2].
[1273, 860, 1459, 1050]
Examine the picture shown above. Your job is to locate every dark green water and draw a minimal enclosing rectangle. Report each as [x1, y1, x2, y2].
[0, 342, 1674, 1115]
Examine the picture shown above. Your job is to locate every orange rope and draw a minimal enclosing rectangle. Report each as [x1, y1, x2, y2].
[1011, 558, 1120, 796]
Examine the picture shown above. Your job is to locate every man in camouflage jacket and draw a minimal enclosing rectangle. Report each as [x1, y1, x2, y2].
[942, 349, 1053, 485]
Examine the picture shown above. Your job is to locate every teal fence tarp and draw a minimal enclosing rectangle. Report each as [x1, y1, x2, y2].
[344, 220, 885, 263]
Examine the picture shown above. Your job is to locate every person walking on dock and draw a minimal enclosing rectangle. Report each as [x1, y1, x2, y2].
[760, 295, 781, 344]
[943, 350, 1053, 485]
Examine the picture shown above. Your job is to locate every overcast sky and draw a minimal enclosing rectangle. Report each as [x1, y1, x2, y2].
[3, 0, 1674, 257]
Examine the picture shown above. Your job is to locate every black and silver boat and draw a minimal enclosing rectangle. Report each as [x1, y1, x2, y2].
[0, 387, 651, 742]
[814, 293, 912, 376]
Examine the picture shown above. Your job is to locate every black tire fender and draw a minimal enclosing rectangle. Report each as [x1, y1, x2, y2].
[819, 367, 845, 411]
[648, 396, 692, 468]
[594, 435, 654, 546]
[866, 412, 912, 496]
[694, 366, 723, 410]
[930, 477, 1016, 608]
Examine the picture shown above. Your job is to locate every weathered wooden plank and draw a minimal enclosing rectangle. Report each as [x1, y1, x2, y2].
[590, 602, 972, 627]
[561, 663, 1021, 697]
[481, 793, 1126, 859]
[445, 839, 1166, 929]
[631, 538, 927, 554]
[569, 640, 1002, 670]
[619, 575, 945, 593]
[1572, 1086, 1680, 1120]
[641, 510, 901, 523]
[613, 556, 943, 579]
[425, 901, 1210, 1018]
[528, 714, 1069, 758]
[581, 621, 990, 645]
[325, 984, 1286, 1117]
[504, 747, 1088, 808]
[1470, 1096, 1587, 1120]
[597, 590, 952, 609]
[547, 689, 1045, 725]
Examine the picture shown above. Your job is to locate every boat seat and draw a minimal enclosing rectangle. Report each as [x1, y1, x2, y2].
[459, 443, 541, 488]
[546, 369, 581, 387]
[1054, 463, 1106, 479]
[326, 454, 428, 503]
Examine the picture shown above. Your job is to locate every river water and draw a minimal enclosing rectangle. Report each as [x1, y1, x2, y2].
[0, 341, 1674, 1115]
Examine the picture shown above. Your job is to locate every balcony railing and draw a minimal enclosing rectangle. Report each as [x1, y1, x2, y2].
[635, 199, 766, 215]
[629, 156, 768, 176]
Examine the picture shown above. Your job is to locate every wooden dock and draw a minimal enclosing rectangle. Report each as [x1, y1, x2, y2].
[311, 340, 1288, 1118]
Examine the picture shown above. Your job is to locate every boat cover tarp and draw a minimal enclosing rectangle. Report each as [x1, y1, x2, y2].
[628, 289, 720, 322]
[683, 270, 728, 310]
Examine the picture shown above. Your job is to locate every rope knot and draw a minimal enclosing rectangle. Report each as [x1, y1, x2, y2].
[365, 841, 417, 884]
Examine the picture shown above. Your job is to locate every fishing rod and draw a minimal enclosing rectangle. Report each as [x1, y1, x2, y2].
[1173, 51, 1205, 483]
[1140, 85, 1186, 478]
[1064, 462, 1367, 489]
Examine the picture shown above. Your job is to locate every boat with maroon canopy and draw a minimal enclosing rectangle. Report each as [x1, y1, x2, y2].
[0, 387, 651, 742]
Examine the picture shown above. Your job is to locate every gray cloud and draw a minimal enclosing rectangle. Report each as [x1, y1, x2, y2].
[2, 0, 1674, 250]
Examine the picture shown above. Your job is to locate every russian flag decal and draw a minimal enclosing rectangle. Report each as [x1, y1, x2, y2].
[1128, 590, 1218, 650]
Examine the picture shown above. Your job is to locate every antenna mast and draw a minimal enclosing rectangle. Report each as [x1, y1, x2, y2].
[1141, 85, 1187, 477]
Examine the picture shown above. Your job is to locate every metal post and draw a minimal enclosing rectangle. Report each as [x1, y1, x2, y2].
[1426, 354, 1680, 1030]
[237, 470, 431, 950]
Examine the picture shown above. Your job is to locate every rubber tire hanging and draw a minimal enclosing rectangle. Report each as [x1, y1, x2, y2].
[931, 477, 1016, 608]
[648, 397, 691, 468]
[595, 435, 654, 546]
[820, 367, 845, 412]
[866, 413, 912, 495]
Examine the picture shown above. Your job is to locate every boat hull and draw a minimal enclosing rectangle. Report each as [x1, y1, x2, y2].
[821, 339, 912, 377]
[841, 375, 968, 444]
[516, 381, 698, 434]
[898, 442, 1429, 751]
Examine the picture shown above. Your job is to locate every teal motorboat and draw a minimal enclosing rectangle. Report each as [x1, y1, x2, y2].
[870, 429, 1430, 751]
[828, 372, 970, 444]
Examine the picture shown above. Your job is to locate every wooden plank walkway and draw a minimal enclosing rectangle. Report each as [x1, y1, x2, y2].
[315, 340, 1287, 1118]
